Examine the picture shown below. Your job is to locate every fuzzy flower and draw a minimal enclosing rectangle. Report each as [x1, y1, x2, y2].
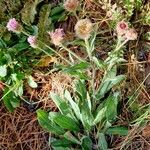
[116, 21, 128, 36]
[27, 36, 37, 48]
[64, 0, 78, 12]
[75, 19, 93, 40]
[125, 28, 138, 40]
[6, 18, 20, 32]
[48, 28, 64, 46]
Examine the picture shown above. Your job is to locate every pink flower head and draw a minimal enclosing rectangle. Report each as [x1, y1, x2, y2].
[27, 36, 37, 48]
[116, 21, 128, 36]
[48, 28, 64, 46]
[64, 0, 79, 12]
[6, 18, 20, 32]
[125, 28, 138, 40]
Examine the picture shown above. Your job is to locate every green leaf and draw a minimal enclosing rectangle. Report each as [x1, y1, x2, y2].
[64, 90, 81, 120]
[96, 75, 125, 99]
[105, 92, 119, 121]
[67, 70, 90, 80]
[64, 132, 81, 144]
[50, 92, 73, 116]
[52, 147, 69, 150]
[98, 133, 108, 150]
[51, 113, 80, 131]
[27, 76, 38, 88]
[0, 65, 7, 77]
[92, 56, 106, 69]
[81, 136, 92, 150]
[51, 5, 64, 16]
[36, 109, 65, 135]
[75, 80, 87, 101]
[51, 139, 73, 148]
[2, 89, 20, 112]
[93, 107, 106, 125]
[12, 42, 29, 53]
[106, 126, 128, 136]
[87, 92, 91, 112]
[10, 97, 20, 108]
[80, 104, 94, 130]
[50, 5, 66, 22]
[70, 62, 90, 70]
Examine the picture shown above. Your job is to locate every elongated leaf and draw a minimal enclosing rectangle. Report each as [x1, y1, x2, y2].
[70, 62, 90, 70]
[87, 92, 91, 112]
[36, 109, 65, 135]
[51, 139, 73, 148]
[64, 132, 81, 144]
[75, 80, 87, 101]
[106, 126, 128, 136]
[64, 90, 81, 120]
[92, 56, 106, 69]
[80, 103, 94, 130]
[51, 5, 64, 16]
[93, 107, 106, 125]
[63, 62, 90, 79]
[105, 92, 119, 121]
[51, 113, 80, 131]
[96, 75, 125, 99]
[81, 136, 92, 150]
[98, 133, 108, 150]
[50, 92, 71, 115]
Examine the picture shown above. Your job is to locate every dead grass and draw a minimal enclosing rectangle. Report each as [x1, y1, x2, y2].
[0, 105, 50, 150]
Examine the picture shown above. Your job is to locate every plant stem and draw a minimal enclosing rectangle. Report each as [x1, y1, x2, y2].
[114, 39, 128, 52]
[21, 31, 72, 65]
[73, 11, 79, 20]
[61, 44, 84, 62]
[43, 44, 72, 65]
[85, 39, 92, 60]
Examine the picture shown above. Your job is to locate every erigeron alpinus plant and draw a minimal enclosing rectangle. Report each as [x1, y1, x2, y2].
[36, 22, 137, 149]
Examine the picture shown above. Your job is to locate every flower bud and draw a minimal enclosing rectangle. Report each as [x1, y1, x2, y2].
[27, 36, 37, 48]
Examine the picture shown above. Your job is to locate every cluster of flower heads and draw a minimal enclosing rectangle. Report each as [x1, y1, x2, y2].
[116, 21, 137, 40]
[6, 10, 137, 49]
[6, 17, 93, 48]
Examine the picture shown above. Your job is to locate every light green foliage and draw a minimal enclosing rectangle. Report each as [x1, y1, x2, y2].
[124, 0, 135, 17]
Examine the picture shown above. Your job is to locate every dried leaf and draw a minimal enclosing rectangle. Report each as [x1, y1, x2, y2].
[36, 56, 57, 67]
